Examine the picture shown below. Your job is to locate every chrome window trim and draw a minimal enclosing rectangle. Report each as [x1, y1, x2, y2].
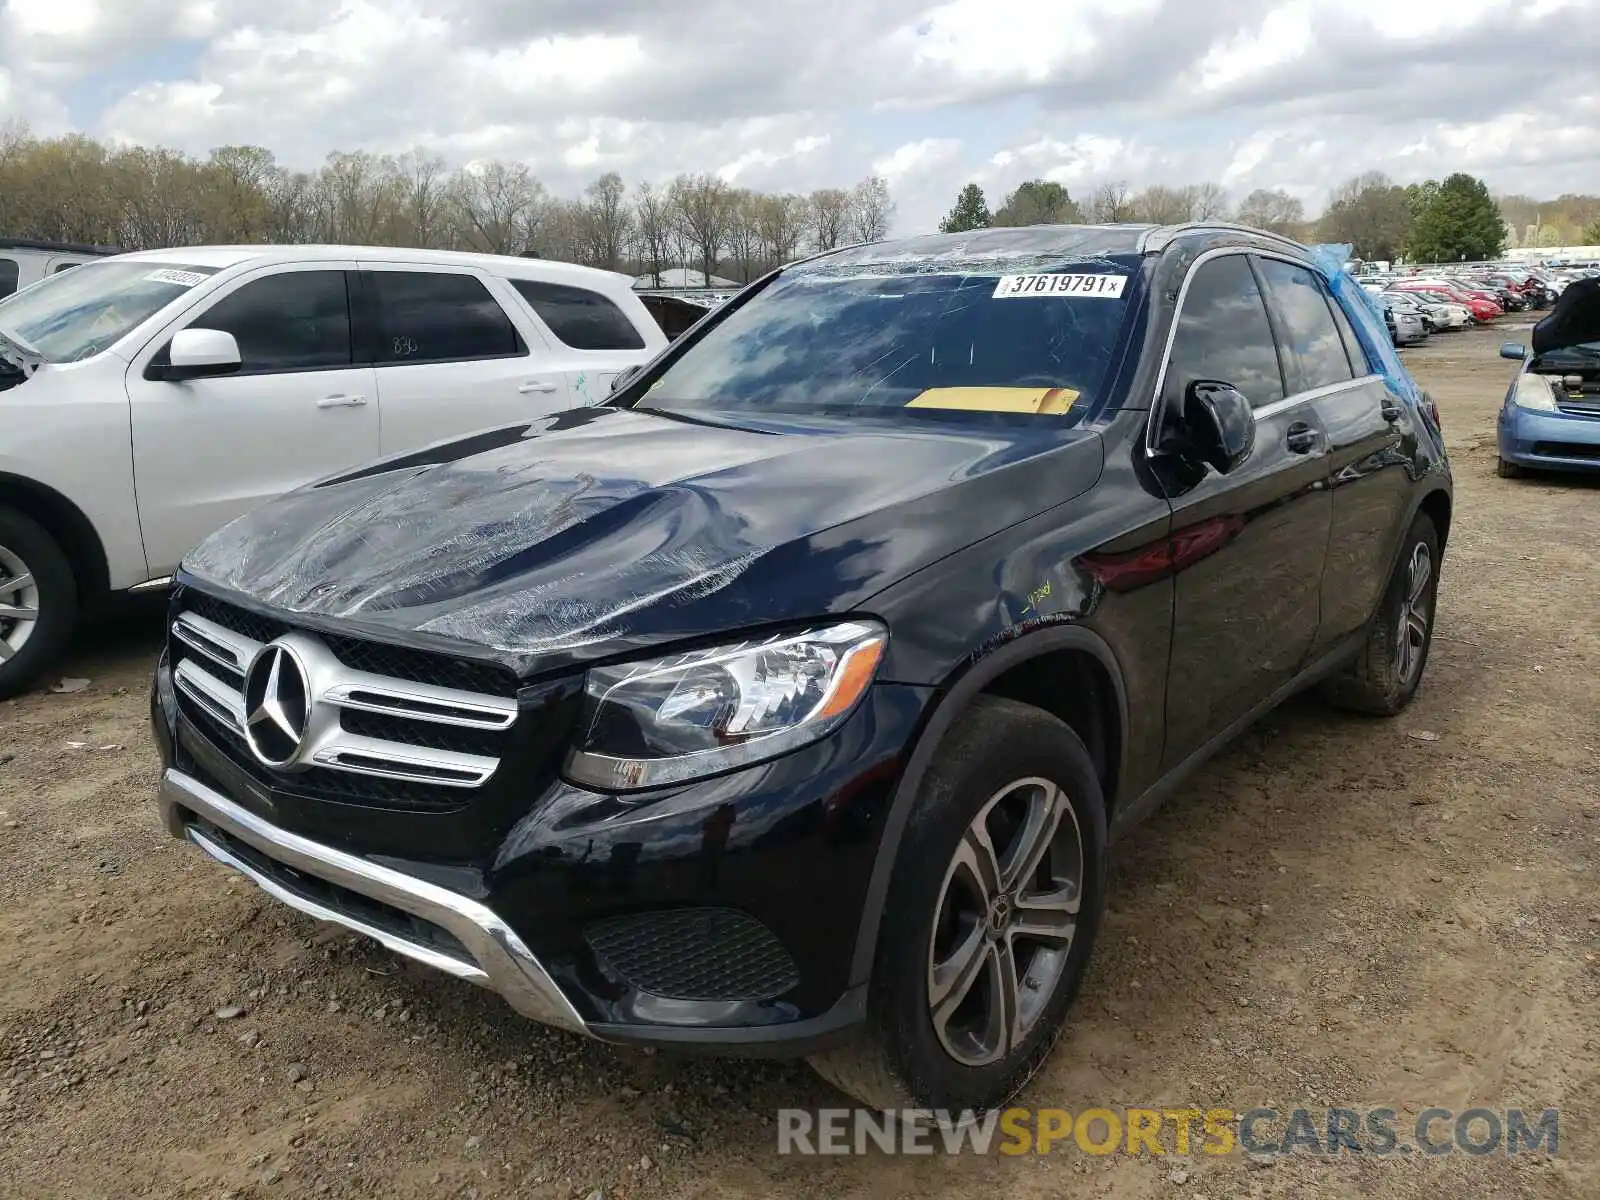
[1144, 245, 1378, 456]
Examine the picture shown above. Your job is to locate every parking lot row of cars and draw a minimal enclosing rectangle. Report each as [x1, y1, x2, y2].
[1361, 263, 1599, 346]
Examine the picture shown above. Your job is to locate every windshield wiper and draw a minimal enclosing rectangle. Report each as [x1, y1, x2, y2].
[0, 330, 44, 376]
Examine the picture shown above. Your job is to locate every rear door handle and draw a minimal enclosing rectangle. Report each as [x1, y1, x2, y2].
[1380, 398, 1404, 423]
[317, 394, 367, 408]
[1286, 422, 1320, 454]
[518, 381, 559, 395]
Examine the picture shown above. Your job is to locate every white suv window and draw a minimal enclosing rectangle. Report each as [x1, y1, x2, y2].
[369, 272, 525, 365]
[186, 270, 354, 373]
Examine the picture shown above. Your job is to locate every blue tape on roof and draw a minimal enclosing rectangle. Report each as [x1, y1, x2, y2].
[1308, 242, 1423, 404]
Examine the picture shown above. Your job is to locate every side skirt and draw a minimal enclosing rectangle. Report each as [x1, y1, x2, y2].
[1108, 630, 1367, 844]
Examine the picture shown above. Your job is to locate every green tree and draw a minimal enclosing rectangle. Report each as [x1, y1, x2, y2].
[992, 180, 1082, 227]
[939, 183, 991, 233]
[1582, 218, 1600, 244]
[1406, 173, 1505, 262]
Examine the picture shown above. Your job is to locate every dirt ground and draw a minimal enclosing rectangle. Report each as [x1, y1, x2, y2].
[2, 323, 1597, 1200]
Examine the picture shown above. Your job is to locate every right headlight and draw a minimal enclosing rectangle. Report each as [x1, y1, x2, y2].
[563, 621, 887, 791]
[1511, 373, 1558, 412]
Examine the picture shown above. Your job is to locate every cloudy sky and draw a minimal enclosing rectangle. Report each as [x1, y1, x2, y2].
[2, 0, 1597, 233]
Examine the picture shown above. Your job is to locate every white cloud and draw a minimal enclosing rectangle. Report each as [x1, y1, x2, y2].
[1, 0, 1598, 235]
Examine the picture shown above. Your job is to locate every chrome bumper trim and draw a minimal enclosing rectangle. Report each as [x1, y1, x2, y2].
[158, 767, 588, 1035]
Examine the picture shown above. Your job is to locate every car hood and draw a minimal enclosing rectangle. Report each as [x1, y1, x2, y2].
[181, 405, 1105, 676]
[1532, 276, 1600, 355]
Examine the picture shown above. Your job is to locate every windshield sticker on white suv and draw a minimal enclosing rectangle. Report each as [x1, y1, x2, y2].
[993, 273, 1127, 299]
[143, 268, 209, 287]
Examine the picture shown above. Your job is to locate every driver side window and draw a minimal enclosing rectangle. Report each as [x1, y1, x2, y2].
[189, 271, 353, 374]
[1163, 255, 1285, 415]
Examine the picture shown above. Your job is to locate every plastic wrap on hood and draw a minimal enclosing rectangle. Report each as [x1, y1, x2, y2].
[1308, 243, 1424, 406]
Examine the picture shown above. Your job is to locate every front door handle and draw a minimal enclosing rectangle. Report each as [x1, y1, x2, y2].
[317, 394, 367, 408]
[518, 381, 559, 395]
[1286, 422, 1320, 454]
[1380, 398, 1403, 423]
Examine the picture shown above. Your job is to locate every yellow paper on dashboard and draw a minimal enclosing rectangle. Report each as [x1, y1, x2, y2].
[905, 386, 1079, 415]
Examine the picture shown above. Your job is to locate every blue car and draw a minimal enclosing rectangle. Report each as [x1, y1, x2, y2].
[1497, 277, 1600, 477]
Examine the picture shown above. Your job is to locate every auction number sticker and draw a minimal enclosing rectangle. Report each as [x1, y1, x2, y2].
[993, 273, 1127, 299]
[143, 268, 209, 287]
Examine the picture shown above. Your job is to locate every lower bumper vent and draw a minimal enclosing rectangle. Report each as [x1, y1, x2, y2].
[585, 908, 800, 1002]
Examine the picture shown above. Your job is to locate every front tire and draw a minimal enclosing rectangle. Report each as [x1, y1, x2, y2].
[1320, 512, 1440, 716]
[1496, 456, 1526, 479]
[0, 506, 77, 700]
[808, 696, 1108, 1111]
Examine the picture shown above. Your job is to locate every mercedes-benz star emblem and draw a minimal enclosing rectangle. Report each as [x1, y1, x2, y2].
[242, 641, 311, 768]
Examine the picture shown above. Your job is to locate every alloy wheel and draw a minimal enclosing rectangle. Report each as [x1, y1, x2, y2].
[927, 777, 1084, 1068]
[1396, 540, 1433, 686]
[0, 543, 39, 664]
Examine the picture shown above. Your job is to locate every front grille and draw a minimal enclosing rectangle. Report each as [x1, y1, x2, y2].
[181, 591, 517, 696]
[1532, 441, 1600, 461]
[169, 591, 520, 815]
[585, 908, 800, 1002]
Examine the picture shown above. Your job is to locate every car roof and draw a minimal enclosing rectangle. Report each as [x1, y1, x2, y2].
[790, 224, 1156, 277]
[104, 244, 636, 289]
[0, 237, 121, 256]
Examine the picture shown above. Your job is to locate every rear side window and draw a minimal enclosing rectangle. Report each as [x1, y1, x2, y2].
[1327, 294, 1372, 375]
[1254, 258, 1354, 394]
[511, 279, 645, 350]
[1163, 254, 1284, 412]
[52, 262, 80, 274]
[194, 270, 353, 372]
[368, 272, 524, 364]
[0, 258, 17, 298]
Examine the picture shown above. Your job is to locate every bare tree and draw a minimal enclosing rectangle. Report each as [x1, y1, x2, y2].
[724, 191, 767, 283]
[669, 172, 736, 285]
[1186, 182, 1231, 221]
[808, 187, 852, 250]
[756, 193, 808, 266]
[393, 150, 449, 247]
[583, 172, 632, 271]
[849, 175, 895, 242]
[452, 160, 543, 255]
[1089, 180, 1134, 223]
[1236, 188, 1305, 235]
[631, 180, 671, 287]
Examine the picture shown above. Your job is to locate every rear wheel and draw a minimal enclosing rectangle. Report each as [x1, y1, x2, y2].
[1321, 512, 1439, 716]
[0, 507, 77, 700]
[807, 696, 1108, 1111]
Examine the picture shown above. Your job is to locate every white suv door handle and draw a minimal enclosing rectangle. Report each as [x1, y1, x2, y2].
[518, 381, 559, 395]
[317, 394, 367, 408]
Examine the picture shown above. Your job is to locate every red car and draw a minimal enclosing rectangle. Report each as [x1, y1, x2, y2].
[1391, 280, 1501, 322]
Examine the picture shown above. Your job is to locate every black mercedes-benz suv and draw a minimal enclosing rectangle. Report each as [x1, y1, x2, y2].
[151, 223, 1451, 1111]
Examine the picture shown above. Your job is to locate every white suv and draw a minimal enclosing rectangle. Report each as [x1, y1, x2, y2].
[0, 245, 669, 696]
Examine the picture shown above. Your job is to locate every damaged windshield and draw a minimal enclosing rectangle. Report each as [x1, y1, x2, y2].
[0, 260, 221, 364]
[640, 258, 1140, 422]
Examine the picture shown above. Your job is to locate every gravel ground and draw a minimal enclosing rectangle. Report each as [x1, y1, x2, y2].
[2, 323, 1597, 1199]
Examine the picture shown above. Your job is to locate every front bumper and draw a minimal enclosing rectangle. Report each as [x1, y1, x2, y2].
[152, 653, 930, 1053]
[1498, 405, 1600, 471]
[159, 768, 587, 1032]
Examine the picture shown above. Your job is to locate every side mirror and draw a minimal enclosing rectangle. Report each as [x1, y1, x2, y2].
[165, 328, 241, 381]
[610, 365, 642, 394]
[1500, 342, 1527, 361]
[1184, 380, 1256, 475]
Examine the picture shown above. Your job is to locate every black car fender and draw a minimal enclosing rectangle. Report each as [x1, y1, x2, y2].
[847, 622, 1129, 988]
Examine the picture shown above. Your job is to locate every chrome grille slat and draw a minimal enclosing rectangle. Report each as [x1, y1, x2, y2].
[172, 612, 261, 677]
[169, 605, 515, 799]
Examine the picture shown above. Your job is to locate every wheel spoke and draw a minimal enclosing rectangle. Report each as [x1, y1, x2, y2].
[0, 638, 12, 661]
[999, 783, 1062, 893]
[978, 940, 1021, 1060]
[1406, 610, 1429, 643]
[1009, 888, 1078, 946]
[1, 571, 32, 595]
[929, 918, 987, 1009]
[952, 821, 1003, 907]
[0, 603, 37, 621]
[1408, 550, 1432, 603]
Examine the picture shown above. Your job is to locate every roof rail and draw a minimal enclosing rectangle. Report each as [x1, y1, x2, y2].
[1138, 222, 1308, 255]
